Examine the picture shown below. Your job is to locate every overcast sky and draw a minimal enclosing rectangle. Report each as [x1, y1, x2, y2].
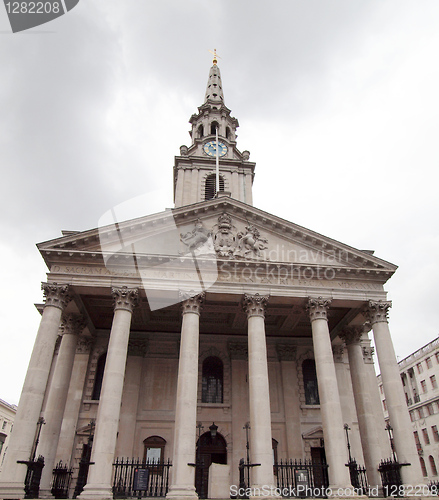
[1, 0, 439, 406]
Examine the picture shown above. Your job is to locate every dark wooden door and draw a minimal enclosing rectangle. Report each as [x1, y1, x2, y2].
[195, 432, 227, 499]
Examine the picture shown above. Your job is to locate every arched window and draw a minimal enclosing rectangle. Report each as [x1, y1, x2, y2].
[210, 121, 219, 135]
[197, 125, 204, 138]
[143, 436, 166, 463]
[92, 353, 106, 400]
[226, 127, 231, 139]
[204, 174, 224, 201]
[202, 356, 223, 403]
[420, 457, 428, 477]
[303, 359, 320, 405]
[430, 455, 438, 476]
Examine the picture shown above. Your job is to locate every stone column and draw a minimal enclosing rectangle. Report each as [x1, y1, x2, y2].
[365, 300, 423, 485]
[38, 313, 86, 497]
[80, 287, 138, 500]
[276, 345, 303, 458]
[115, 339, 148, 458]
[243, 294, 275, 493]
[167, 293, 204, 500]
[0, 283, 71, 499]
[340, 326, 382, 490]
[55, 336, 93, 465]
[307, 297, 350, 489]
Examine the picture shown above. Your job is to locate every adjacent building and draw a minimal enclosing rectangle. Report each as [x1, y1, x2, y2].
[0, 58, 422, 499]
[378, 336, 439, 482]
[0, 399, 17, 475]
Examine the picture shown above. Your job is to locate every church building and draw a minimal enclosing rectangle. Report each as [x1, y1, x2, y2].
[0, 57, 423, 500]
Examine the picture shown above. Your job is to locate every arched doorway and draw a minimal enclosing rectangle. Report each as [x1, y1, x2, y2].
[195, 430, 227, 499]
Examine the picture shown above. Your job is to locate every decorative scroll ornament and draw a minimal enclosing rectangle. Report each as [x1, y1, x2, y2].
[362, 346, 375, 364]
[180, 291, 205, 315]
[235, 223, 268, 260]
[112, 286, 139, 312]
[306, 297, 332, 322]
[339, 325, 364, 346]
[180, 219, 214, 255]
[61, 313, 86, 336]
[76, 336, 93, 354]
[228, 342, 248, 360]
[364, 300, 392, 325]
[277, 344, 297, 361]
[332, 345, 344, 362]
[242, 293, 269, 319]
[128, 339, 149, 357]
[42, 282, 71, 310]
[211, 213, 238, 258]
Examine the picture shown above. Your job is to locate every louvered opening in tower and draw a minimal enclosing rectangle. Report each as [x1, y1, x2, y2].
[205, 174, 225, 201]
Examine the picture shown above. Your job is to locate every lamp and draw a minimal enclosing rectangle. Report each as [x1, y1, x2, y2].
[209, 422, 218, 439]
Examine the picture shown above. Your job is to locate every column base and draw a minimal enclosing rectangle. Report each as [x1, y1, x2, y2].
[0, 482, 26, 499]
[166, 485, 198, 500]
[39, 487, 54, 499]
[78, 484, 113, 500]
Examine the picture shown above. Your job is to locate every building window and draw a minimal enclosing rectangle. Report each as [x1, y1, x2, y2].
[92, 353, 107, 400]
[202, 356, 223, 404]
[432, 426, 439, 442]
[435, 353, 439, 364]
[380, 385, 384, 394]
[382, 400, 387, 411]
[210, 121, 219, 135]
[421, 380, 427, 393]
[423, 428, 430, 445]
[426, 357, 433, 369]
[272, 438, 278, 466]
[430, 456, 438, 476]
[1, 421, 6, 430]
[0, 435, 4, 456]
[420, 457, 428, 477]
[410, 411, 415, 422]
[204, 174, 225, 201]
[427, 404, 434, 416]
[302, 359, 320, 405]
[417, 363, 424, 374]
[414, 431, 422, 453]
[418, 408, 424, 419]
[143, 436, 166, 463]
[431, 375, 438, 389]
[197, 125, 204, 138]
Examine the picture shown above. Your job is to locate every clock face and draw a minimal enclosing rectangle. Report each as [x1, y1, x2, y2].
[203, 140, 228, 157]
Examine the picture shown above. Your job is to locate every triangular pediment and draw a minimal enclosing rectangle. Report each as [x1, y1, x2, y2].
[38, 197, 397, 282]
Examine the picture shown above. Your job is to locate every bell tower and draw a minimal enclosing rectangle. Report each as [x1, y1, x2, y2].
[173, 55, 256, 208]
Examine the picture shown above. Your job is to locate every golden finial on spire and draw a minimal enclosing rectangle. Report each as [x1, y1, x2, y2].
[208, 48, 221, 65]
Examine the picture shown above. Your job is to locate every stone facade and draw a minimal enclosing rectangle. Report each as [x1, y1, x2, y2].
[0, 399, 17, 474]
[0, 60, 423, 499]
[378, 336, 439, 482]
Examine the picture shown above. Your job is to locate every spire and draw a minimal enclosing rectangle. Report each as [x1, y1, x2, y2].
[204, 52, 224, 104]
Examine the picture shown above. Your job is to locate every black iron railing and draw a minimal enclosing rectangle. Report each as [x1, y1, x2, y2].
[17, 455, 45, 499]
[273, 459, 329, 497]
[112, 458, 172, 498]
[51, 460, 73, 499]
[378, 458, 410, 497]
[345, 458, 368, 494]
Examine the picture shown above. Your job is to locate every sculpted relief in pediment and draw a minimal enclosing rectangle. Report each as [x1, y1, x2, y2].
[180, 213, 269, 261]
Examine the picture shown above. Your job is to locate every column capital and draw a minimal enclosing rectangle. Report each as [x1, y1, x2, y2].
[61, 313, 86, 336]
[306, 296, 331, 322]
[276, 344, 297, 361]
[112, 286, 139, 312]
[180, 291, 205, 315]
[339, 325, 364, 346]
[128, 339, 149, 357]
[228, 342, 248, 360]
[365, 300, 392, 325]
[42, 282, 71, 310]
[242, 293, 269, 319]
[76, 335, 93, 354]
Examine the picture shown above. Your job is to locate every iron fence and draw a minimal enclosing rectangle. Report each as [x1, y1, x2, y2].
[345, 458, 368, 494]
[273, 459, 329, 497]
[112, 458, 172, 498]
[378, 458, 409, 497]
[51, 460, 73, 499]
[17, 455, 45, 499]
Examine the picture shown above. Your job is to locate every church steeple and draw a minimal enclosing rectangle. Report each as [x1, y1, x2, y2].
[173, 61, 256, 208]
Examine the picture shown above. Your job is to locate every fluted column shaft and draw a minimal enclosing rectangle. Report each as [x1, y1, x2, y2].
[39, 314, 85, 497]
[167, 293, 204, 500]
[340, 326, 382, 489]
[243, 294, 275, 492]
[366, 301, 423, 486]
[307, 297, 350, 489]
[80, 287, 138, 500]
[0, 283, 71, 499]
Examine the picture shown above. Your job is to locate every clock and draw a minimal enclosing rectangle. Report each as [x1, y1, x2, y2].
[203, 140, 228, 157]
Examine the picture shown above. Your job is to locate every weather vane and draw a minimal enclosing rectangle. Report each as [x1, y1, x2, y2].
[208, 48, 221, 65]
